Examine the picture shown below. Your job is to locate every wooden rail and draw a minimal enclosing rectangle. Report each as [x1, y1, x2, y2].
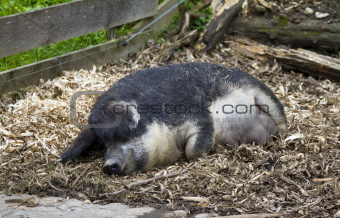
[0, 0, 180, 95]
[0, 0, 158, 59]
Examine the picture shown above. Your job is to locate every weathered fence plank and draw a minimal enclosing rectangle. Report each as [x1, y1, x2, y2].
[0, 0, 180, 95]
[0, 32, 151, 96]
[0, 0, 158, 59]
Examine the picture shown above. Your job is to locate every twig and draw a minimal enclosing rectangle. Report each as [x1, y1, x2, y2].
[127, 171, 182, 189]
[254, 156, 270, 168]
[291, 192, 304, 203]
[177, 11, 190, 39]
[221, 213, 284, 218]
[106, 189, 127, 196]
[181, 196, 209, 203]
[36, 87, 46, 99]
[48, 181, 64, 192]
[35, 135, 59, 158]
[72, 164, 91, 186]
[311, 178, 334, 182]
[298, 197, 323, 209]
[276, 173, 309, 196]
[104, 171, 184, 196]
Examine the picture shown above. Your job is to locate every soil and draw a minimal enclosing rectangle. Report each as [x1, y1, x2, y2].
[0, 1, 339, 217]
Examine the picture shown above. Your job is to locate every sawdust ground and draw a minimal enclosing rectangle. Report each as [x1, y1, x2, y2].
[0, 39, 339, 217]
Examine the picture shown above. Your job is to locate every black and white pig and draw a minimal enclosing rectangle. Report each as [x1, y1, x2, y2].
[60, 63, 287, 175]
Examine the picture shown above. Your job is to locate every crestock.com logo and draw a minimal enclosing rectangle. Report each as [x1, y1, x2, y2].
[70, 91, 121, 129]
[70, 91, 270, 128]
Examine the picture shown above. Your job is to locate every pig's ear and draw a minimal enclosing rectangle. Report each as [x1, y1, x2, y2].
[59, 128, 97, 163]
[106, 101, 140, 130]
[127, 104, 140, 129]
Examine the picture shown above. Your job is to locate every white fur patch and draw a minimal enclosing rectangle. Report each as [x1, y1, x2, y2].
[135, 121, 200, 169]
[210, 87, 286, 145]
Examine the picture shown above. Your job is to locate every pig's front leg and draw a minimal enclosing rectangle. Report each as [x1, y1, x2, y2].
[59, 128, 97, 163]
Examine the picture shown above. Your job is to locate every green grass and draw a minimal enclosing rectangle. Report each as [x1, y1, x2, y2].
[0, 0, 74, 17]
[0, 30, 108, 72]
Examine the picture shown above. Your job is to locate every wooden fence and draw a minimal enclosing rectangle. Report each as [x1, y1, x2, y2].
[0, 0, 180, 95]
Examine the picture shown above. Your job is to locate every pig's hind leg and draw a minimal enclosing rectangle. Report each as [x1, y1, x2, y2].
[184, 120, 216, 160]
[242, 112, 278, 145]
[59, 128, 98, 163]
[254, 91, 287, 136]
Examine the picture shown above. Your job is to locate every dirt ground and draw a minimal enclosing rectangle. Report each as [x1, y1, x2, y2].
[1, 0, 340, 217]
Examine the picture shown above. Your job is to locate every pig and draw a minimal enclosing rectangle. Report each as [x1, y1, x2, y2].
[60, 63, 287, 175]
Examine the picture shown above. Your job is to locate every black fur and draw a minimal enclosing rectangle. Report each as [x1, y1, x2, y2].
[89, 63, 284, 139]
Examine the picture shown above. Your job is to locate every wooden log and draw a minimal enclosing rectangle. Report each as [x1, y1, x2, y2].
[0, 0, 158, 59]
[228, 17, 340, 51]
[229, 40, 340, 81]
[199, 0, 245, 52]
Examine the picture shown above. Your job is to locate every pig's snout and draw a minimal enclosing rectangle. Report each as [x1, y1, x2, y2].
[103, 145, 140, 176]
[103, 160, 123, 175]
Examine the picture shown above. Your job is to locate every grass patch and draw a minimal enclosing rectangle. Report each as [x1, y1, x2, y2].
[0, 30, 108, 72]
[0, 0, 74, 17]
